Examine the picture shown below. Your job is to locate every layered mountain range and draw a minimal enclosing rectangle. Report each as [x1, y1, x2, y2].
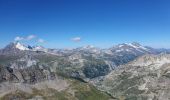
[0, 42, 170, 100]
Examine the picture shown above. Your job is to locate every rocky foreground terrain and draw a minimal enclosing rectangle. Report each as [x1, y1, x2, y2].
[0, 42, 170, 100]
[93, 54, 170, 100]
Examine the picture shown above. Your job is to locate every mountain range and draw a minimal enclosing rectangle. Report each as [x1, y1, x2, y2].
[0, 42, 170, 100]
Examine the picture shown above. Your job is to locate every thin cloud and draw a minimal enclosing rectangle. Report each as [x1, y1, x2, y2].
[71, 37, 81, 42]
[38, 39, 45, 43]
[14, 34, 36, 41]
[26, 35, 36, 40]
[14, 36, 24, 41]
[14, 35, 46, 44]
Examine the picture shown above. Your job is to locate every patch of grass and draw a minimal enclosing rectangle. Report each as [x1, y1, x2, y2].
[124, 95, 148, 100]
[1, 88, 72, 100]
[32, 88, 69, 100]
[0, 90, 33, 100]
[107, 73, 145, 99]
[1, 79, 112, 100]
[70, 80, 113, 100]
[114, 74, 143, 92]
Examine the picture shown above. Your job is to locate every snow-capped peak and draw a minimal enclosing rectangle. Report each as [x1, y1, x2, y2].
[119, 42, 149, 51]
[108, 42, 151, 54]
[32, 45, 48, 52]
[15, 42, 29, 50]
[13, 42, 48, 52]
[33, 46, 44, 50]
[124, 42, 149, 51]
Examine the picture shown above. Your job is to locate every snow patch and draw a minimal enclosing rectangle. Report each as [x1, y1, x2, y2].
[15, 42, 29, 50]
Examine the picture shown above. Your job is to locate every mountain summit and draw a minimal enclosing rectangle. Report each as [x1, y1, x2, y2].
[15, 42, 29, 50]
[0, 42, 47, 54]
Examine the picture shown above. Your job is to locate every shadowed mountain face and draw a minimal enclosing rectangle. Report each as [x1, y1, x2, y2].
[0, 42, 170, 100]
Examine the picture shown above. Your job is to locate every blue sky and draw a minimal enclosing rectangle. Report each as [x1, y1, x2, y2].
[0, 0, 169, 48]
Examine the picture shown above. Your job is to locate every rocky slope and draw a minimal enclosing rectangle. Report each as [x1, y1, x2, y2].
[93, 54, 170, 100]
[0, 42, 114, 100]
